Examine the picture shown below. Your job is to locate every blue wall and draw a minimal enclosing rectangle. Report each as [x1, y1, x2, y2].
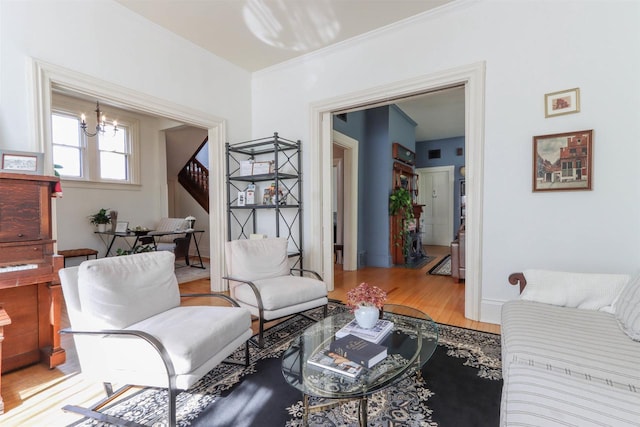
[334, 106, 416, 267]
[416, 136, 466, 232]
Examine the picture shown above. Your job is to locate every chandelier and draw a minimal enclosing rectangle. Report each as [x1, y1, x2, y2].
[80, 101, 118, 137]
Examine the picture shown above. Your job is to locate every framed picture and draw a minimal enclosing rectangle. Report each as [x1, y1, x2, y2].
[0, 150, 44, 174]
[533, 129, 593, 192]
[115, 221, 129, 233]
[545, 88, 580, 118]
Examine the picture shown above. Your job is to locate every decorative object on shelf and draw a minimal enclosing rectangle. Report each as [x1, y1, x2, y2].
[533, 129, 593, 192]
[545, 87, 580, 118]
[0, 150, 44, 174]
[392, 142, 416, 166]
[246, 184, 256, 204]
[131, 226, 151, 236]
[185, 215, 196, 229]
[346, 282, 387, 329]
[389, 187, 415, 261]
[237, 191, 246, 206]
[109, 210, 118, 231]
[80, 101, 118, 137]
[115, 221, 128, 233]
[89, 208, 111, 232]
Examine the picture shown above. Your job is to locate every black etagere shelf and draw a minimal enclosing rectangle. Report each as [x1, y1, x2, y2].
[225, 132, 303, 268]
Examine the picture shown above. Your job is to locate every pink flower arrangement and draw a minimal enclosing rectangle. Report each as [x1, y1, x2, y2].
[346, 282, 387, 311]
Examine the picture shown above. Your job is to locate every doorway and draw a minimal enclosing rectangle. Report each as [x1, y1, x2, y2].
[314, 62, 485, 321]
[332, 131, 358, 271]
[33, 59, 227, 291]
[417, 166, 454, 246]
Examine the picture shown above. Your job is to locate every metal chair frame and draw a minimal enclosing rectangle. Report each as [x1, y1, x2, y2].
[60, 293, 250, 427]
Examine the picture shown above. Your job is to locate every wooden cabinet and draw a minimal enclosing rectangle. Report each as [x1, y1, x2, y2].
[0, 172, 65, 413]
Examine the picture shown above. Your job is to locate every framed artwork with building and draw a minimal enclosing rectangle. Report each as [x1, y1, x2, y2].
[533, 129, 593, 192]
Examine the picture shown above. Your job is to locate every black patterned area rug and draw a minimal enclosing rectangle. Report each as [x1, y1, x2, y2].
[71, 303, 502, 427]
[428, 255, 452, 276]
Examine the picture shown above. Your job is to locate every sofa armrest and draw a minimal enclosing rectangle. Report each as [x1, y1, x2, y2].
[508, 272, 527, 293]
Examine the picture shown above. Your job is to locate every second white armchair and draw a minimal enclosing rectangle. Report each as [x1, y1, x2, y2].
[224, 237, 328, 347]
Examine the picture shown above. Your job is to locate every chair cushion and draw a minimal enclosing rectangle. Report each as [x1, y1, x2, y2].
[123, 305, 251, 375]
[501, 299, 640, 391]
[520, 269, 630, 312]
[78, 251, 180, 329]
[615, 273, 640, 341]
[225, 238, 290, 282]
[155, 217, 188, 232]
[154, 218, 188, 243]
[233, 275, 327, 311]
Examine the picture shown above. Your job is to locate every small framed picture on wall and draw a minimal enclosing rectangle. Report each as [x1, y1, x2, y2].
[545, 88, 580, 118]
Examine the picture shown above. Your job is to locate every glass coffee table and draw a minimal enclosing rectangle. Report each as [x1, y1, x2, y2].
[281, 304, 438, 426]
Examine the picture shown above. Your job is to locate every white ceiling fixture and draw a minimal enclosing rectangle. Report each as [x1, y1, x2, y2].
[116, 0, 453, 72]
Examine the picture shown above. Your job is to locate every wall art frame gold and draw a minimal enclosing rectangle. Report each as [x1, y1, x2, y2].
[545, 87, 580, 118]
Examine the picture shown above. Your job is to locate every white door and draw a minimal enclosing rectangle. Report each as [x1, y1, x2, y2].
[417, 166, 454, 246]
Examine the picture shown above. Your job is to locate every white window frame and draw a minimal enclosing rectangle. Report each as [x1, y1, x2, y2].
[51, 94, 141, 187]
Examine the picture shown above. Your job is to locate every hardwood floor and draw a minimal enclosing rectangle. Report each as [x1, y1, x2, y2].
[0, 247, 499, 425]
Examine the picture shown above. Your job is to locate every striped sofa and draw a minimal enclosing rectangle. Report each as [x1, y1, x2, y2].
[501, 271, 640, 426]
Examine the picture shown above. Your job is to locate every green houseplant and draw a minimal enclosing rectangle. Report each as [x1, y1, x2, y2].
[389, 187, 414, 263]
[89, 208, 111, 232]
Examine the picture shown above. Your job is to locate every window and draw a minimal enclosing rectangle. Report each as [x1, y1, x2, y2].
[98, 126, 130, 181]
[52, 113, 82, 177]
[51, 104, 138, 185]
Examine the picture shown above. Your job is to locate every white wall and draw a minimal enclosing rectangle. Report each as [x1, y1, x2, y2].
[0, 0, 251, 263]
[251, 0, 640, 322]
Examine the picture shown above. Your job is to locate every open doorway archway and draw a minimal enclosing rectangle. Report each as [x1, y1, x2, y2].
[311, 62, 485, 321]
[31, 59, 228, 291]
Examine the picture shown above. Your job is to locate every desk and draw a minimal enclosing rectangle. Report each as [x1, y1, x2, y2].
[95, 230, 205, 268]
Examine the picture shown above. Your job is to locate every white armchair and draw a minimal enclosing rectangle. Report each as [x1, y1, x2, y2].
[59, 251, 251, 426]
[224, 238, 328, 347]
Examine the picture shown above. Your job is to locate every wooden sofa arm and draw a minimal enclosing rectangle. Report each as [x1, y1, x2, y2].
[508, 272, 527, 293]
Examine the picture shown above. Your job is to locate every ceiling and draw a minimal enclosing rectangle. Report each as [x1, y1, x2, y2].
[115, 0, 464, 141]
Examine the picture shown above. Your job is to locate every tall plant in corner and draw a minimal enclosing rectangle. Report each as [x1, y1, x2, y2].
[389, 187, 414, 263]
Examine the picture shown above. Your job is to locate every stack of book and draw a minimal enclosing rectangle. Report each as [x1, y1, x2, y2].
[335, 319, 394, 344]
[307, 346, 364, 378]
[307, 319, 394, 378]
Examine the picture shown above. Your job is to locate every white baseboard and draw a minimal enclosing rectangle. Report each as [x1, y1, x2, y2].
[480, 298, 505, 325]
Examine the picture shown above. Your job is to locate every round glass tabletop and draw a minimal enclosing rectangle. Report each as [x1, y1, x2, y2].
[281, 304, 438, 400]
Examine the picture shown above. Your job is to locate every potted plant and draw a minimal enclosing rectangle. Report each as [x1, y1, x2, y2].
[389, 187, 414, 263]
[89, 208, 111, 232]
[346, 282, 387, 329]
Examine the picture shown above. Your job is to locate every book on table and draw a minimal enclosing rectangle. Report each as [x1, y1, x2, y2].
[307, 346, 364, 378]
[335, 318, 394, 344]
[329, 334, 387, 368]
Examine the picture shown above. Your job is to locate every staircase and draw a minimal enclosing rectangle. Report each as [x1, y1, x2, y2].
[178, 138, 209, 212]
